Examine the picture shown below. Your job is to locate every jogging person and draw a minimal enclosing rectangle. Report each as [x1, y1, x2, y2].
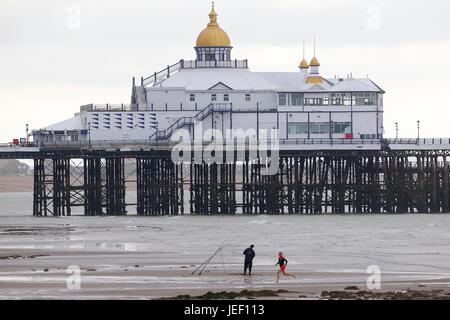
[243, 245, 256, 275]
[275, 251, 296, 283]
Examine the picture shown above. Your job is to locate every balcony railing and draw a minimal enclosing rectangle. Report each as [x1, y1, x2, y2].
[150, 103, 233, 141]
[141, 59, 249, 89]
[13, 138, 450, 151]
[182, 59, 248, 69]
[80, 104, 136, 112]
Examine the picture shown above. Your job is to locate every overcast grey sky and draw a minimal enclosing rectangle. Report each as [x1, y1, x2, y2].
[1, 0, 450, 140]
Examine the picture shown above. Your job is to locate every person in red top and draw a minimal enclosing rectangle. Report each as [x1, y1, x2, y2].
[275, 251, 296, 283]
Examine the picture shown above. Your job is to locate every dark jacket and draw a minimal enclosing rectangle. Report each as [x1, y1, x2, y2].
[276, 256, 288, 267]
[243, 247, 256, 261]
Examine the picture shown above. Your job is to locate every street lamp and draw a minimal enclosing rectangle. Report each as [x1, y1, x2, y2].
[395, 122, 398, 139]
[417, 120, 420, 140]
[25, 123, 29, 143]
[212, 120, 217, 141]
[330, 120, 334, 144]
[88, 122, 91, 149]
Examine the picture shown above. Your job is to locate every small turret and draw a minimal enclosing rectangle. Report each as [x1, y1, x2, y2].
[306, 37, 323, 84]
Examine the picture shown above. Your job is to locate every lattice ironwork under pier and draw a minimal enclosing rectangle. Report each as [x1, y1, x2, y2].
[31, 149, 450, 216]
[136, 152, 184, 216]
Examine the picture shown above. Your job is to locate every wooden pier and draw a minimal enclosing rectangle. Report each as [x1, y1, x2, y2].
[21, 148, 450, 216]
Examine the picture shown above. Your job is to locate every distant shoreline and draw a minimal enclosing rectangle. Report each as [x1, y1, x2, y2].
[0, 176, 139, 193]
[0, 176, 33, 193]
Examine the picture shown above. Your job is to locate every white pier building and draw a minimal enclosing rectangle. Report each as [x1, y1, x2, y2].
[33, 4, 385, 150]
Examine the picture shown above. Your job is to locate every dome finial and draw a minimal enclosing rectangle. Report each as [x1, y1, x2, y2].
[306, 36, 322, 82]
[313, 36, 316, 56]
[310, 36, 320, 66]
[299, 38, 309, 69]
[209, 2, 218, 25]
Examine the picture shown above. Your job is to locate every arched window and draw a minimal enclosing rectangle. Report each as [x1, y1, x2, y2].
[224, 94, 229, 102]
[211, 94, 217, 102]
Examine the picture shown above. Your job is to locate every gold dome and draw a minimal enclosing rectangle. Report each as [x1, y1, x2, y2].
[196, 3, 231, 47]
[299, 59, 309, 69]
[310, 57, 320, 67]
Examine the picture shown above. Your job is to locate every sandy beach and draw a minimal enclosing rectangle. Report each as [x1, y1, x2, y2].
[0, 197, 449, 299]
[1, 249, 449, 300]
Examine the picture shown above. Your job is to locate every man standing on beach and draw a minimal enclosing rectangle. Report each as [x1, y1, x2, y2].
[243, 245, 256, 275]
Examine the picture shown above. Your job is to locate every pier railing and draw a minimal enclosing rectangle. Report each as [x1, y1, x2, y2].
[7, 137, 450, 151]
[141, 59, 249, 88]
[80, 104, 137, 112]
[386, 138, 450, 145]
[182, 59, 248, 69]
[279, 138, 381, 145]
[30, 138, 378, 148]
[143, 61, 183, 87]
[150, 103, 233, 141]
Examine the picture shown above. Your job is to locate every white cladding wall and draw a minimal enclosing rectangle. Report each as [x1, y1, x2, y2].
[352, 113, 380, 138]
[146, 88, 186, 111]
[41, 70, 383, 143]
[146, 88, 277, 112]
[83, 110, 382, 141]
[83, 111, 195, 141]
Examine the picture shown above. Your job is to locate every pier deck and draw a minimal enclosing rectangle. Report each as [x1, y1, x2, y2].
[2, 139, 450, 215]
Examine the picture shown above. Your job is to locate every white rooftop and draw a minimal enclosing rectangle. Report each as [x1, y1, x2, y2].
[44, 116, 83, 131]
[152, 68, 278, 91]
[151, 67, 384, 93]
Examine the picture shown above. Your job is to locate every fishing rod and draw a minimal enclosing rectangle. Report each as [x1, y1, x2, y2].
[191, 235, 233, 276]
[191, 239, 226, 275]
[192, 239, 230, 275]
[198, 241, 230, 276]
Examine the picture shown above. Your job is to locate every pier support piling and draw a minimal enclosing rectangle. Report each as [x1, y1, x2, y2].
[31, 149, 450, 216]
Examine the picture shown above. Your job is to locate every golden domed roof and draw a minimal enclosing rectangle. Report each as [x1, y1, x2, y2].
[196, 3, 231, 47]
[299, 59, 309, 69]
[310, 57, 320, 67]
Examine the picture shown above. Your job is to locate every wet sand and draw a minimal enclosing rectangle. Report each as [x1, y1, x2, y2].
[0, 247, 449, 299]
[0, 213, 449, 300]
